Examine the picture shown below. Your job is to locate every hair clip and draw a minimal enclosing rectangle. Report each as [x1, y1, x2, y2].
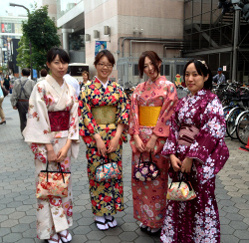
[197, 60, 208, 69]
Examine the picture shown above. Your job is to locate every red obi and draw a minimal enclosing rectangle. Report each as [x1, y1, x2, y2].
[48, 111, 70, 132]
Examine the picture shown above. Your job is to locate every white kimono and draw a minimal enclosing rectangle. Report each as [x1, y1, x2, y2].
[23, 75, 79, 239]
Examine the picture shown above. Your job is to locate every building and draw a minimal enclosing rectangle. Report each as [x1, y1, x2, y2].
[0, 16, 27, 76]
[53, 0, 249, 86]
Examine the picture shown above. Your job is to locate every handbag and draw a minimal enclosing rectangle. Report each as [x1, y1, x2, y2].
[166, 173, 196, 201]
[36, 162, 71, 199]
[133, 153, 160, 182]
[178, 124, 199, 146]
[95, 155, 121, 182]
[1, 86, 9, 97]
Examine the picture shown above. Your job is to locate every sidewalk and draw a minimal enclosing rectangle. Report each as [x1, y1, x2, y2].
[0, 95, 248, 243]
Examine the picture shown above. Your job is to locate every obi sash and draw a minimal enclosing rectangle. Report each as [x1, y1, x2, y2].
[48, 111, 70, 132]
[139, 106, 161, 126]
[178, 124, 199, 146]
[92, 106, 116, 125]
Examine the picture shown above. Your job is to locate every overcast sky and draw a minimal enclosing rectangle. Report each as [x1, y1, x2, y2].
[0, 0, 42, 17]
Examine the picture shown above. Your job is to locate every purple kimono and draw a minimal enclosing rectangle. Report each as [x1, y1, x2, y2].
[160, 89, 229, 243]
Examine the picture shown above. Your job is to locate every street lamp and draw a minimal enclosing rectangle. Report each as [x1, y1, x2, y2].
[9, 3, 33, 79]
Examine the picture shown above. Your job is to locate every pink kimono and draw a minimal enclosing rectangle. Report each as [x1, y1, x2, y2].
[129, 76, 178, 228]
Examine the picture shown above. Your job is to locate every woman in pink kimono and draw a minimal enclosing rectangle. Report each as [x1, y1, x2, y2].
[160, 59, 229, 242]
[23, 47, 79, 243]
[129, 51, 178, 235]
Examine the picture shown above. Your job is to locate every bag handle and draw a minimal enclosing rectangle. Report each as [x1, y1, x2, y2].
[139, 152, 153, 165]
[168, 172, 193, 191]
[45, 161, 65, 183]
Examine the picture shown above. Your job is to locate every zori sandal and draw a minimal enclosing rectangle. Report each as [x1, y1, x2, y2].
[95, 216, 109, 231]
[105, 215, 117, 228]
[139, 222, 148, 232]
[58, 230, 72, 243]
[46, 234, 62, 243]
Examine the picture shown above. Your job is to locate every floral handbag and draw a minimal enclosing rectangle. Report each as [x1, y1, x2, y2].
[95, 155, 121, 182]
[133, 153, 160, 182]
[36, 162, 71, 199]
[166, 173, 196, 201]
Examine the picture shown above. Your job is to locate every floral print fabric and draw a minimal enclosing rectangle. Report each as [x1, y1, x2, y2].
[78, 77, 129, 216]
[129, 76, 178, 228]
[160, 89, 229, 243]
[23, 75, 79, 239]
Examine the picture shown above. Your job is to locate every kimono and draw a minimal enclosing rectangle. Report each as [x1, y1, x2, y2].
[160, 89, 229, 243]
[23, 75, 79, 240]
[78, 77, 130, 216]
[129, 76, 178, 229]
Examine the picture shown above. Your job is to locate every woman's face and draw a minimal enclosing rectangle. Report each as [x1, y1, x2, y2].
[143, 56, 160, 82]
[185, 63, 208, 95]
[95, 56, 113, 82]
[82, 73, 88, 82]
[46, 55, 68, 82]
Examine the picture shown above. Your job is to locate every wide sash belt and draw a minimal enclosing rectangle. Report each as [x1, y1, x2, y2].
[48, 111, 70, 132]
[92, 106, 116, 125]
[139, 106, 161, 127]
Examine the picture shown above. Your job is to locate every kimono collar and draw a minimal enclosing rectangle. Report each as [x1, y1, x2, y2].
[45, 74, 68, 94]
[187, 89, 208, 99]
[93, 76, 111, 89]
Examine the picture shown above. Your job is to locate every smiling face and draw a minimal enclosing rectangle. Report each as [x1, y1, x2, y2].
[95, 56, 113, 83]
[185, 62, 208, 95]
[143, 56, 161, 82]
[46, 55, 68, 83]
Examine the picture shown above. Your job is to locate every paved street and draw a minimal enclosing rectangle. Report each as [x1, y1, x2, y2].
[0, 94, 249, 243]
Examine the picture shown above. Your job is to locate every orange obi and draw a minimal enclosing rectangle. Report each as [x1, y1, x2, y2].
[92, 106, 116, 125]
[139, 106, 161, 126]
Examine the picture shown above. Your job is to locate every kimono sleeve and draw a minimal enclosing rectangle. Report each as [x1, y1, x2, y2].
[78, 86, 100, 137]
[23, 83, 53, 143]
[128, 84, 141, 136]
[68, 92, 79, 140]
[186, 96, 226, 163]
[153, 82, 178, 138]
[161, 105, 181, 157]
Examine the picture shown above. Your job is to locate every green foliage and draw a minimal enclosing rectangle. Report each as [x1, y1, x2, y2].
[16, 36, 30, 69]
[20, 5, 61, 73]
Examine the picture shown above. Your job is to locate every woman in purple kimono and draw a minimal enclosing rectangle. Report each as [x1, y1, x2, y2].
[160, 59, 229, 243]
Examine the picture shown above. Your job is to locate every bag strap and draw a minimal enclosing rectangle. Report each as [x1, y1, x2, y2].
[139, 152, 153, 164]
[45, 161, 65, 183]
[18, 79, 29, 99]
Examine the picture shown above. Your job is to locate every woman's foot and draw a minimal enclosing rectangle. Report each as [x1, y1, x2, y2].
[0, 120, 6, 125]
[105, 215, 117, 228]
[46, 234, 62, 243]
[95, 216, 109, 231]
[58, 230, 72, 242]
[147, 227, 161, 235]
[139, 222, 148, 232]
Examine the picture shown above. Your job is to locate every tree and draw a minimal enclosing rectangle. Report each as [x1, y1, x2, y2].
[18, 5, 61, 74]
[16, 35, 30, 69]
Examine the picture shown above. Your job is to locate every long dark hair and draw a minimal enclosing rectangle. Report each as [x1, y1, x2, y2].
[183, 59, 213, 90]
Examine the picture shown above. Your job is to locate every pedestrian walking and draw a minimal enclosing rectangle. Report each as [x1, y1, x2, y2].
[23, 47, 79, 243]
[129, 51, 178, 235]
[37, 69, 48, 82]
[160, 59, 229, 242]
[64, 70, 80, 97]
[78, 50, 130, 231]
[10, 68, 35, 133]
[80, 71, 91, 91]
[3, 74, 10, 91]
[0, 79, 6, 125]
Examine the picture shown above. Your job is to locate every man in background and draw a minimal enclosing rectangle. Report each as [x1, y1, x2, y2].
[37, 69, 47, 82]
[213, 67, 226, 86]
[11, 68, 35, 134]
[64, 69, 80, 97]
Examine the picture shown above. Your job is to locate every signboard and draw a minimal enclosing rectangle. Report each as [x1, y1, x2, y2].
[95, 41, 107, 56]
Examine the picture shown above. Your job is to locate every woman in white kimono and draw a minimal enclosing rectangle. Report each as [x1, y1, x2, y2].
[23, 47, 79, 243]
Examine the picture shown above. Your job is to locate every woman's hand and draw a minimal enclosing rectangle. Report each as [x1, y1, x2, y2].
[56, 140, 72, 162]
[94, 134, 107, 156]
[169, 154, 182, 172]
[145, 134, 157, 153]
[46, 144, 57, 163]
[181, 157, 193, 173]
[133, 134, 145, 153]
[107, 136, 119, 153]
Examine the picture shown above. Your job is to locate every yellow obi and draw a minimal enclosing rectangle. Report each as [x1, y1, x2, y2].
[92, 106, 116, 125]
[139, 106, 161, 127]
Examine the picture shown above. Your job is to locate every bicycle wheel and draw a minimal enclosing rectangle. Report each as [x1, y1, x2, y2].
[236, 111, 249, 145]
[226, 107, 244, 139]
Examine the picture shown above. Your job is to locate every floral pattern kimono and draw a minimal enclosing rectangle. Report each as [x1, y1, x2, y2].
[78, 77, 129, 216]
[129, 76, 178, 229]
[160, 89, 229, 243]
[23, 75, 79, 240]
